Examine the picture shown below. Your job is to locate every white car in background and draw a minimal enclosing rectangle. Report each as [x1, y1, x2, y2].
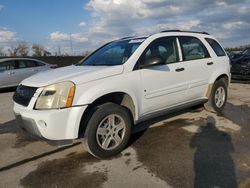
[13, 30, 230, 158]
[0, 58, 58, 89]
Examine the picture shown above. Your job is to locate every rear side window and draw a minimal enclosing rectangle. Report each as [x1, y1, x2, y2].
[18, 61, 27, 68]
[25, 60, 37, 67]
[179, 36, 210, 61]
[34, 61, 45, 66]
[17, 60, 37, 69]
[0, 61, 15, 71]
[206, 38, 226, 57]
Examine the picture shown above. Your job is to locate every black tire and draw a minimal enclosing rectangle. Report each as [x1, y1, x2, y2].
[83, 103, 132, 159]
[204, 80, 228, 113]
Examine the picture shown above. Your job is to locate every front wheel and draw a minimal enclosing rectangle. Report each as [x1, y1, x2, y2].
[84, 103, 132, 159]
[204, 80, 228, 113]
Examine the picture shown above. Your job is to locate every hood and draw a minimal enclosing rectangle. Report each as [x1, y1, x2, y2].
[231, 53, 243, 60]
[231, 56, 250, 65]
[231, 54, 250, 61]
[21, 65, 124, 87]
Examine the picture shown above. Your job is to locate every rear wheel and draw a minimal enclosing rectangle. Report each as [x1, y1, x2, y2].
[84, 103, 131, 159]
[204, 80, 228, 113]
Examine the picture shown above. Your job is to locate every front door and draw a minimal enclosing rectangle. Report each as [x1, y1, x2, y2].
[138, 37, 189, 116]
[15, 60, 39, 84]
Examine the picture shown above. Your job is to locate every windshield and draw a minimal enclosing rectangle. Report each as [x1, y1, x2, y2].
[242, 48, 250, 55]
[78, 38, 145, 66]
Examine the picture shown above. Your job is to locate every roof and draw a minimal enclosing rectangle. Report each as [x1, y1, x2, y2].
[0, 57, 47, 64]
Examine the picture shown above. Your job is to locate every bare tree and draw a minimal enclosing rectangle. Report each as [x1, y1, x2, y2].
[8, 45, 19, 56]
[225, 43, 250, 52]
[18, 42, 29, 56]
[8, 42, 29, 56]
[82, 50, 91, 57]
[43, 50, 51, 56]
[32, 44, 45, 56]
[0, 47, 6, 56]
[62, 52, 69, 56]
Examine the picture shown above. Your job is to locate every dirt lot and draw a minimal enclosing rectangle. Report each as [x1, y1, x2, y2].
[0, 83, 250, 188]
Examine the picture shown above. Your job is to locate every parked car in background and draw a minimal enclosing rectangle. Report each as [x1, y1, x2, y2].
[230, 48, 250, 80]
[230, 47, 250, 60]
[0, 58, 58, 89]
[242, 47, 250, 55]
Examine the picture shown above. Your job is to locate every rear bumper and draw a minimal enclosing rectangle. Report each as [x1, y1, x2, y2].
[14, 103, 87, 141]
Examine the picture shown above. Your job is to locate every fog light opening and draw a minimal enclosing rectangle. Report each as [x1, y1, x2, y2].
[38, 120, 47, 128]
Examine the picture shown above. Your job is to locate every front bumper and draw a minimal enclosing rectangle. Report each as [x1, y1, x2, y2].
[15, 114, 43, 137]
[231, 73, 250, 80]
[14, 103, 87, 141]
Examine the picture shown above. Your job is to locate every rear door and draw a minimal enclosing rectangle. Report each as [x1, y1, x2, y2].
[33, 60, 49, 72]
[178, 36, 214, 100]
[15, 60, 38, 84]
[0, 60, 17, 88]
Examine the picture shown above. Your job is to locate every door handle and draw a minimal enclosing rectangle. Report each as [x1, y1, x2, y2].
[175, 68, 185, 72]
[7, 71, 15, 75]
[207, 62, 213, 65]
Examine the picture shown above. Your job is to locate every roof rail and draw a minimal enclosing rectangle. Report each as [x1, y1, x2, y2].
[119, 36, 136, 40]
[160, 30, 210, 35]
[161, 30, 181, 33]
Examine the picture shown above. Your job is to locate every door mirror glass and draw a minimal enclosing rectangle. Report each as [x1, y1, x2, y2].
[140, 57, 165, 68]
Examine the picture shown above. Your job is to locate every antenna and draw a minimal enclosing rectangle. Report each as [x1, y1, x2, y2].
[70, 33, 73, 55]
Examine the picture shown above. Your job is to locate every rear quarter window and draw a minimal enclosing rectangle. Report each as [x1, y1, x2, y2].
[34, 61, 45, 66]
[25, 60, 37, 67]
[206, 38, 226, 57]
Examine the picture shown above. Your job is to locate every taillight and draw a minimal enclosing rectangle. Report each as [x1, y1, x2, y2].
[50, 64, 58, 69]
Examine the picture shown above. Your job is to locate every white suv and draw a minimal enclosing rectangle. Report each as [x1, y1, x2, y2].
[13, 30, 231, 158]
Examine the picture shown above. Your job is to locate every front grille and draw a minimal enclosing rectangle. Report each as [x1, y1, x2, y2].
[13, 85, 38, 106]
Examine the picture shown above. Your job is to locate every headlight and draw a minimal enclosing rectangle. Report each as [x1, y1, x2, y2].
[35, 82, 75, 110]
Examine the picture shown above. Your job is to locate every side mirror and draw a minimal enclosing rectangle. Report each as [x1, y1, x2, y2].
[140, 57, 165, 69]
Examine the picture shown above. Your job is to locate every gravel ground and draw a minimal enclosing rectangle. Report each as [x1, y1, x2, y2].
[0, 83, 249, 188]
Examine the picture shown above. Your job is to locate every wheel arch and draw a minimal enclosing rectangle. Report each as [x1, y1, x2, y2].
[78, 92, 137, 138]
[215, 74, 229, 86]
[206, 73, 230, 98]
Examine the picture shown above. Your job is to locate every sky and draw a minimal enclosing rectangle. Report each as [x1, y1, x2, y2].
[0, 0, 250, 55]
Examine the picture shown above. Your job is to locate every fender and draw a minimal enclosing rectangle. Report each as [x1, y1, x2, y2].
[73, 72, 142, 121]
[208, 60, 231, 85]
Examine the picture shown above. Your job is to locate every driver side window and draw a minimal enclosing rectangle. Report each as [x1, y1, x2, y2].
[140, 37, 179, 66]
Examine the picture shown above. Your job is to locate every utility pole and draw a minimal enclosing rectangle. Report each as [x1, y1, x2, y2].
[70, 33, 73, 56]
[58, 44, 61, 56]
